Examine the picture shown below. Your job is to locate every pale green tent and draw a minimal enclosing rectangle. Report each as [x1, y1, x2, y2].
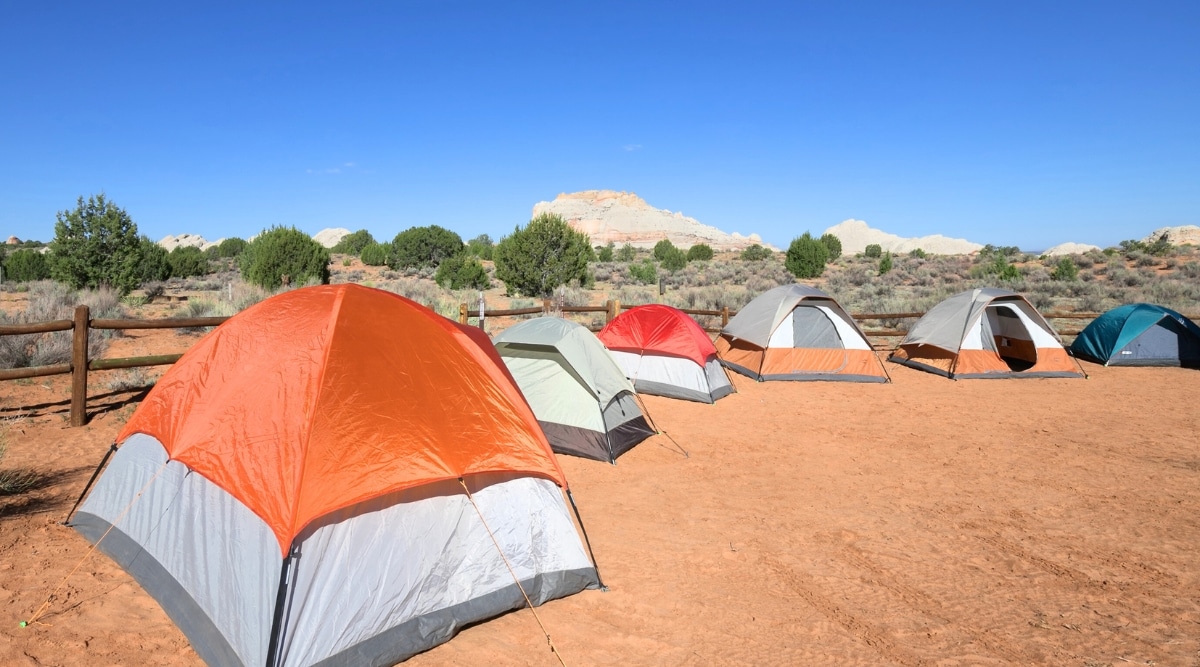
[494, 318, 656, 463]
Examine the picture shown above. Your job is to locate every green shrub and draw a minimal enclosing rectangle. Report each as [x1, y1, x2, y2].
[649, 239, 675, 261]
[239, 226, 331, 289]
[660, 246, 688, 272]
[168, 246, 209, 278]
[740, 244, 773, 261]
[1051, 256, 1079, 281]
[785, 233, 829, 278]
[864, 244, 882, 259]
[331, 230, 376, 256]
[908, 248, 927, 259]
[819, 234, 842, 261]
[3, 250, 50, 282]
[215, 237, 248, 258]
[434, 254, 490, 290]
[465, 234, 494, 260]
[597, 242, 615, 262]
[628, 260, 658, 284]
[136, 237, 171, 285]
[616, 243, 636, 262]
[686, 243, 714, 261]
[878, 252, 893, 275]
[48, 194, 144, 295]
[390, 225, 464, 269]
[493, 213, 592, 297]
[360, 242, 390, 266]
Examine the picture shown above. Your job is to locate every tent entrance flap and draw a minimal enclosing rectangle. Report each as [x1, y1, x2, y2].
[986, 305, 1038, 371]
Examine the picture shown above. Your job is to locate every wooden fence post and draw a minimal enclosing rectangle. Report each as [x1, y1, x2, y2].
[721, 306, 730, 327]
[606, 299, 619, 323]
[543, 298, 552, 315]
[458, 303, 468, 325]
[70, 305, 90, 427]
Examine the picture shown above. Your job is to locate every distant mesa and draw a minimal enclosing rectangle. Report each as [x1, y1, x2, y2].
[1042, 242, 1101, 257]
[159, 228, 353, 251]
[158, 234, 220, 252]
[532, 190, 776, 251]
[1142, 225, 1200, 246]
[822, 219, 983, 256]
[313, 228, 352, 249]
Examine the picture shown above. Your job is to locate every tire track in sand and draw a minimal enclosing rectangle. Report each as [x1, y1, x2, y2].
[834, 544, 1032, 664]
[760, 553, 924, 667]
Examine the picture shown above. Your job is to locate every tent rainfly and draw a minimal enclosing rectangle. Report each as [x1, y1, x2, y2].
[598, 304, 734, 403]
[68, 285, 600, 667]
[494, 317, 656, 463]
[890, 287, 1084, 379]
[1071, 303, 1200, 367]
[715, 284, 889, 382]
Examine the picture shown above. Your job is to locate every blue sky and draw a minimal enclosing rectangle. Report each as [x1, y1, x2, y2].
[3, 1, 1197, 251]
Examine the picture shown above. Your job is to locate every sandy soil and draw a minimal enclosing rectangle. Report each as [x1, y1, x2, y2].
[2, 323, 1199, 666]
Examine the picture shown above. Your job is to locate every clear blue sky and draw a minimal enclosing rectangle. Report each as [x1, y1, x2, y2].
[3, 1, 1197, 251]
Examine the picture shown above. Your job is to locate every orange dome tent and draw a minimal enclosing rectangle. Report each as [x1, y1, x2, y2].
[69, 284, 600, 667]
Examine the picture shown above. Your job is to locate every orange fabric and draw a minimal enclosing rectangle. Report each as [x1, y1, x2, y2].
[992, 336, 1037, 363]
[117, 285, 565, 555]
[892, 345, 955, 374]
[715, 335, 764, 375]
[760, 348, 887, 378]
[903, 345, 1082, 377]
[598, 304, 716, 366]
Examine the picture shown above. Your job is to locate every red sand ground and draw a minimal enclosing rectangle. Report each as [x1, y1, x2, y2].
[2, 325, 1199, 666]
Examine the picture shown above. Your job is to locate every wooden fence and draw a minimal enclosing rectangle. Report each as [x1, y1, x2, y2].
[0, 305, 229, 427]
[3, 302, 1197, 427]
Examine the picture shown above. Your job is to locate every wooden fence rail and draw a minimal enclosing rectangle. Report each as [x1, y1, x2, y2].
[4, 301, 1199, 427]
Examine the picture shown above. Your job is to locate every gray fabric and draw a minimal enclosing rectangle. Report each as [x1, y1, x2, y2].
[704, 358, 735, 400]
[792, 306, 843, 348]
[278, 476, 597, 666]
[720, 358, 762, 381]
[495, 318, 635, 405]
[539, 420, 611, 460]
[606, 415, 657, 460]
[74, 434, 279, 667]
[633, 378, 716, 403]
[900, 289, 1057, 353]
[309, 568, 599, 667]
[953, 370, 1084, 379]
[888, 355, 952, 378]
[1112, 316, 1200, 366]
[720, 284, 833, 348]
[72, 513, 247, 667]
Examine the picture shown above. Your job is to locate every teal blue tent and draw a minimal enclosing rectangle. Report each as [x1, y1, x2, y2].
[1071, 303, 1200, 367]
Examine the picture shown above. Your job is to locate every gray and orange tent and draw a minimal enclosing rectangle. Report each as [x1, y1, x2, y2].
[67, 284, 600, 667]
[890, 288, 1084, 379]
[715, 284, 889, 382]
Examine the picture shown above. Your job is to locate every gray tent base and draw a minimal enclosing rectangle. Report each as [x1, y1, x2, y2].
[539, 417, 655, 463]
[632, 378, 733, 403]
[73, 512, 599, 667]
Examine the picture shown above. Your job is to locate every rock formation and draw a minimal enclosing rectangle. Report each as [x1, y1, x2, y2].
[1042, 242, 1101, 257]
[312, 228, 352, 248]
[1141, 225, 1200, 246]
[531, 190, 774, 251]
[158, 234, 220, 251]
[821, 219, 983, 255]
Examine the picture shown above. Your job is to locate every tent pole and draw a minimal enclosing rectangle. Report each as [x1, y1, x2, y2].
[61, 442, 118, 525]
[265, 542, 299, 667]
[566, 489, 607, 591]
